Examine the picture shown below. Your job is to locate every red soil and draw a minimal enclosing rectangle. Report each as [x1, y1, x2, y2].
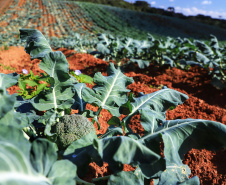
[1, 46, 226, 184]
[18, 0, 26, 7]
[0, 0, 13, 14]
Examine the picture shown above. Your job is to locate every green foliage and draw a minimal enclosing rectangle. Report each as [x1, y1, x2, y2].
[18, 70, 51, 99]
[0, 125, 78, 185]
[67, 0, 226, 33]
[65, 0, 136, 10]
[3, 44, 9, 50]
[0, 28, 225, 185]
[17, 69, 93, 100]
[92, 33, 226, 89]
[52, 114, 96, 150]
[70, 70, 94, 84]
[77, 2, 149, 39]
[0, 75, 78, 184]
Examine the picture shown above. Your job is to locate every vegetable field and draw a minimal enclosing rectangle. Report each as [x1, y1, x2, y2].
[2, 0, 226, 46]
[0, 0, 226, 185]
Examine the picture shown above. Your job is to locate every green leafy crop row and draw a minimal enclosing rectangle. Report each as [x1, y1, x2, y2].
[0, 29, 225, 185]
[90, 33, 226, 90]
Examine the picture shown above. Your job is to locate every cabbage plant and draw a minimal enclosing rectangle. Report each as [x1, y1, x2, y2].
[0, 29, 225, 185]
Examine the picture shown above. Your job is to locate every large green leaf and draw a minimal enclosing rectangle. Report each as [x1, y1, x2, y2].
[195, 40, 213, 56]
[97, 43, 110, 55]
[129, 59, 149, 69]
[0, 89, 25, 128]
[20, 29, 74, 111]
[99, 125, 124, 139]
[82, 63, 133, 116]
[63, 132, 97, 176]
[121, 37, 134, 54]
[0, 73, 19, 90]
[122, 88, 188, 133]
[106, 171, 144, 185]
[194, 52, 210, 65]
[0, 125, 77, 185]
[93, 136, 163, 172]
[0, 90, 16, 120]
[46, 160, 77, 185]
[140, 119, 226, 183]
[209, 35, 220, 50]
[98, 34, 111, 45]
[133, 40, 150, 52]
[20, 29, 52, 60]
[32, 51, 74, 111]
[96, 34, 111, 55]
[159, 119, 226, 160]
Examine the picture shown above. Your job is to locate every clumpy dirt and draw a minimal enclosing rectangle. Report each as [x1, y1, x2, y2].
[1, 46, 226, 184]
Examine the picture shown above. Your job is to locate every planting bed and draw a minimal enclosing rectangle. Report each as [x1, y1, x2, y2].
[0, 46, 226, 184]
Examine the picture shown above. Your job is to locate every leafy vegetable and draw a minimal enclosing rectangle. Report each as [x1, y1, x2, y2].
[82, 62, 133, 127]
[20, 29, 75, 111]
[70, 70, 94, 85]
[18, 70, 50, 99]
[91, 33, 226, 89]
[0, 125, 77, 185]
[0, 28, 225, 185]
[52, 114, 96, 150]
[0, 78, 77, 184]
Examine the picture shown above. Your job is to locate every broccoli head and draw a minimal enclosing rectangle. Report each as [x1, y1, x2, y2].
[52, 114, 96, 150]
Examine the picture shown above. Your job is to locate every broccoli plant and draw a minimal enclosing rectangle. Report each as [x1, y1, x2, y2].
[52, 114, 95, 150]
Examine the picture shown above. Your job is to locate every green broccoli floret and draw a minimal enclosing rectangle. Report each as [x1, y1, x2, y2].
[52, 114, 96, 150]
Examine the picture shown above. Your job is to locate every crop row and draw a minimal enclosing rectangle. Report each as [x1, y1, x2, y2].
[0, 0, 99, 46]
[47, 32, 226, 90]
[75, 2, 148, 39]
[88, 33, 226, 90]
[2, 0, 226, 47]
[100, 4, 226, 41]
[0, 0, 153, 46]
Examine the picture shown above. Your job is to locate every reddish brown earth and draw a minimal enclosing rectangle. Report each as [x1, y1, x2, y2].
[1, 46, 226, 185]
[0, 0, 13, 14]
[18, 0, 26, 7]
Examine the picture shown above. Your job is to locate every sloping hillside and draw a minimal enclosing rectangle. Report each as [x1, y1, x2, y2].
[1, 0, 226, 45]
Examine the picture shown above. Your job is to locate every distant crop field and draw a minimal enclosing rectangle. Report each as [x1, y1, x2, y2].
[1, 0, 226, 43]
